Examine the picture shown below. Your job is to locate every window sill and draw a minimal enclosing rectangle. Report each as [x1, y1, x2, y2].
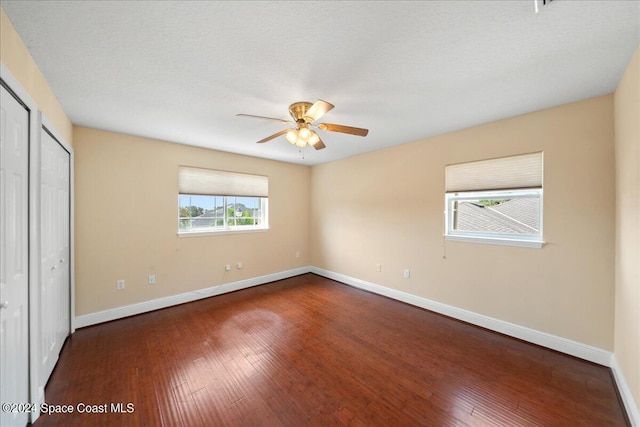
[178, 227, 269, 237]
[445, 234, 544, 248]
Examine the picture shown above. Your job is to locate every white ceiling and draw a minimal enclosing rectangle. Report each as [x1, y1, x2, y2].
[2, 1, 638, 165]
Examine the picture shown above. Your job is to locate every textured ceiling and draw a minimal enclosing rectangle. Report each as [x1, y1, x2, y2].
[2, 1, 638, 165]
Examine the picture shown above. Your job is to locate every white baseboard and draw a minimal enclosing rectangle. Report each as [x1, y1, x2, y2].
[74, 267, 310, 328]
[611, 355, 640, 426]
[309, 267, 612, 366]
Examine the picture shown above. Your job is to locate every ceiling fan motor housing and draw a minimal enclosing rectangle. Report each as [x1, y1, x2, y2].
[289, 102, 314, 123]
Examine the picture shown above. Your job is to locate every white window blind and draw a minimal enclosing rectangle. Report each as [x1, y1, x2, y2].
[178, 166, 268, 197]
[445, 152, 543, 193]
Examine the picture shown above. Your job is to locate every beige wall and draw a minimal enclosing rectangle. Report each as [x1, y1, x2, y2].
[614, 45, 640, 411]
[310, 95, 615, 350]
[0, 7, 72, 143]
[73, 127, 310, 316]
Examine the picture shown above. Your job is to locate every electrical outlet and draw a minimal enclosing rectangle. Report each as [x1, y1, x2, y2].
[376, 264, 382, 272]
[403, 269, 410, 279]
[116, 279, 125, 290]
[236, 262, 243, 269]
[295, 251, 300, 258]
[148, 274, 156, 285]
[225, 264, 231, 271]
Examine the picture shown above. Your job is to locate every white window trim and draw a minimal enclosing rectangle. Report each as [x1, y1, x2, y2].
[178, 227, 269, 238]
[444, 188, 544, 248]
[444, 234, 544, 248]
[177, 196, 269, 236]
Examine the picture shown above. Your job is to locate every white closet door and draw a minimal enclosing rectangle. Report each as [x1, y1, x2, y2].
[39, 128, 70, 384]
[0, 84, 30, 427]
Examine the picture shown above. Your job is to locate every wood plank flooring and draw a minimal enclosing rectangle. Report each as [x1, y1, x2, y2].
[34, 274, 629, 426]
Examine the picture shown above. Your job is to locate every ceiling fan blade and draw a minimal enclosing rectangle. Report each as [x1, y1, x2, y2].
[317, 123, 369, 137]
[237, 114, 292, 124]
[311, 136, 326, 150]
[303, 99, 334, 123]
[257, 129, 288, 144]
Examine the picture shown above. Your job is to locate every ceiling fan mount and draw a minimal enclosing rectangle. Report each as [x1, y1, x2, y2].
[237, 99, 368, 150]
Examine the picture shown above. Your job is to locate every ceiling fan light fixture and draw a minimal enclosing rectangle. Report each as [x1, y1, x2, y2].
[308, 132, 320, 146]
[286, 129, 298, 144]
[286, 127, 320, 148]
[298, 126, 311, 140]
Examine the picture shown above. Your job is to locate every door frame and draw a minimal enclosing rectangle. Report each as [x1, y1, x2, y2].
[1, 62, 75, 425]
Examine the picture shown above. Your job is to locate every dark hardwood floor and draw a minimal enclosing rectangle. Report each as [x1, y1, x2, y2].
[34, 274, 628, 426]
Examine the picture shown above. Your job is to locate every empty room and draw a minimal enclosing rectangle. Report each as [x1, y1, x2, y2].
[0, 1, 638, 426]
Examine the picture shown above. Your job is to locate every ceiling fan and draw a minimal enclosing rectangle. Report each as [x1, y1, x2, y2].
[237, 100, 368, 150]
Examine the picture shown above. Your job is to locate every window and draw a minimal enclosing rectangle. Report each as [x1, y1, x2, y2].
[178, 166, 268, 234]
[444, 153, 543, 247]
